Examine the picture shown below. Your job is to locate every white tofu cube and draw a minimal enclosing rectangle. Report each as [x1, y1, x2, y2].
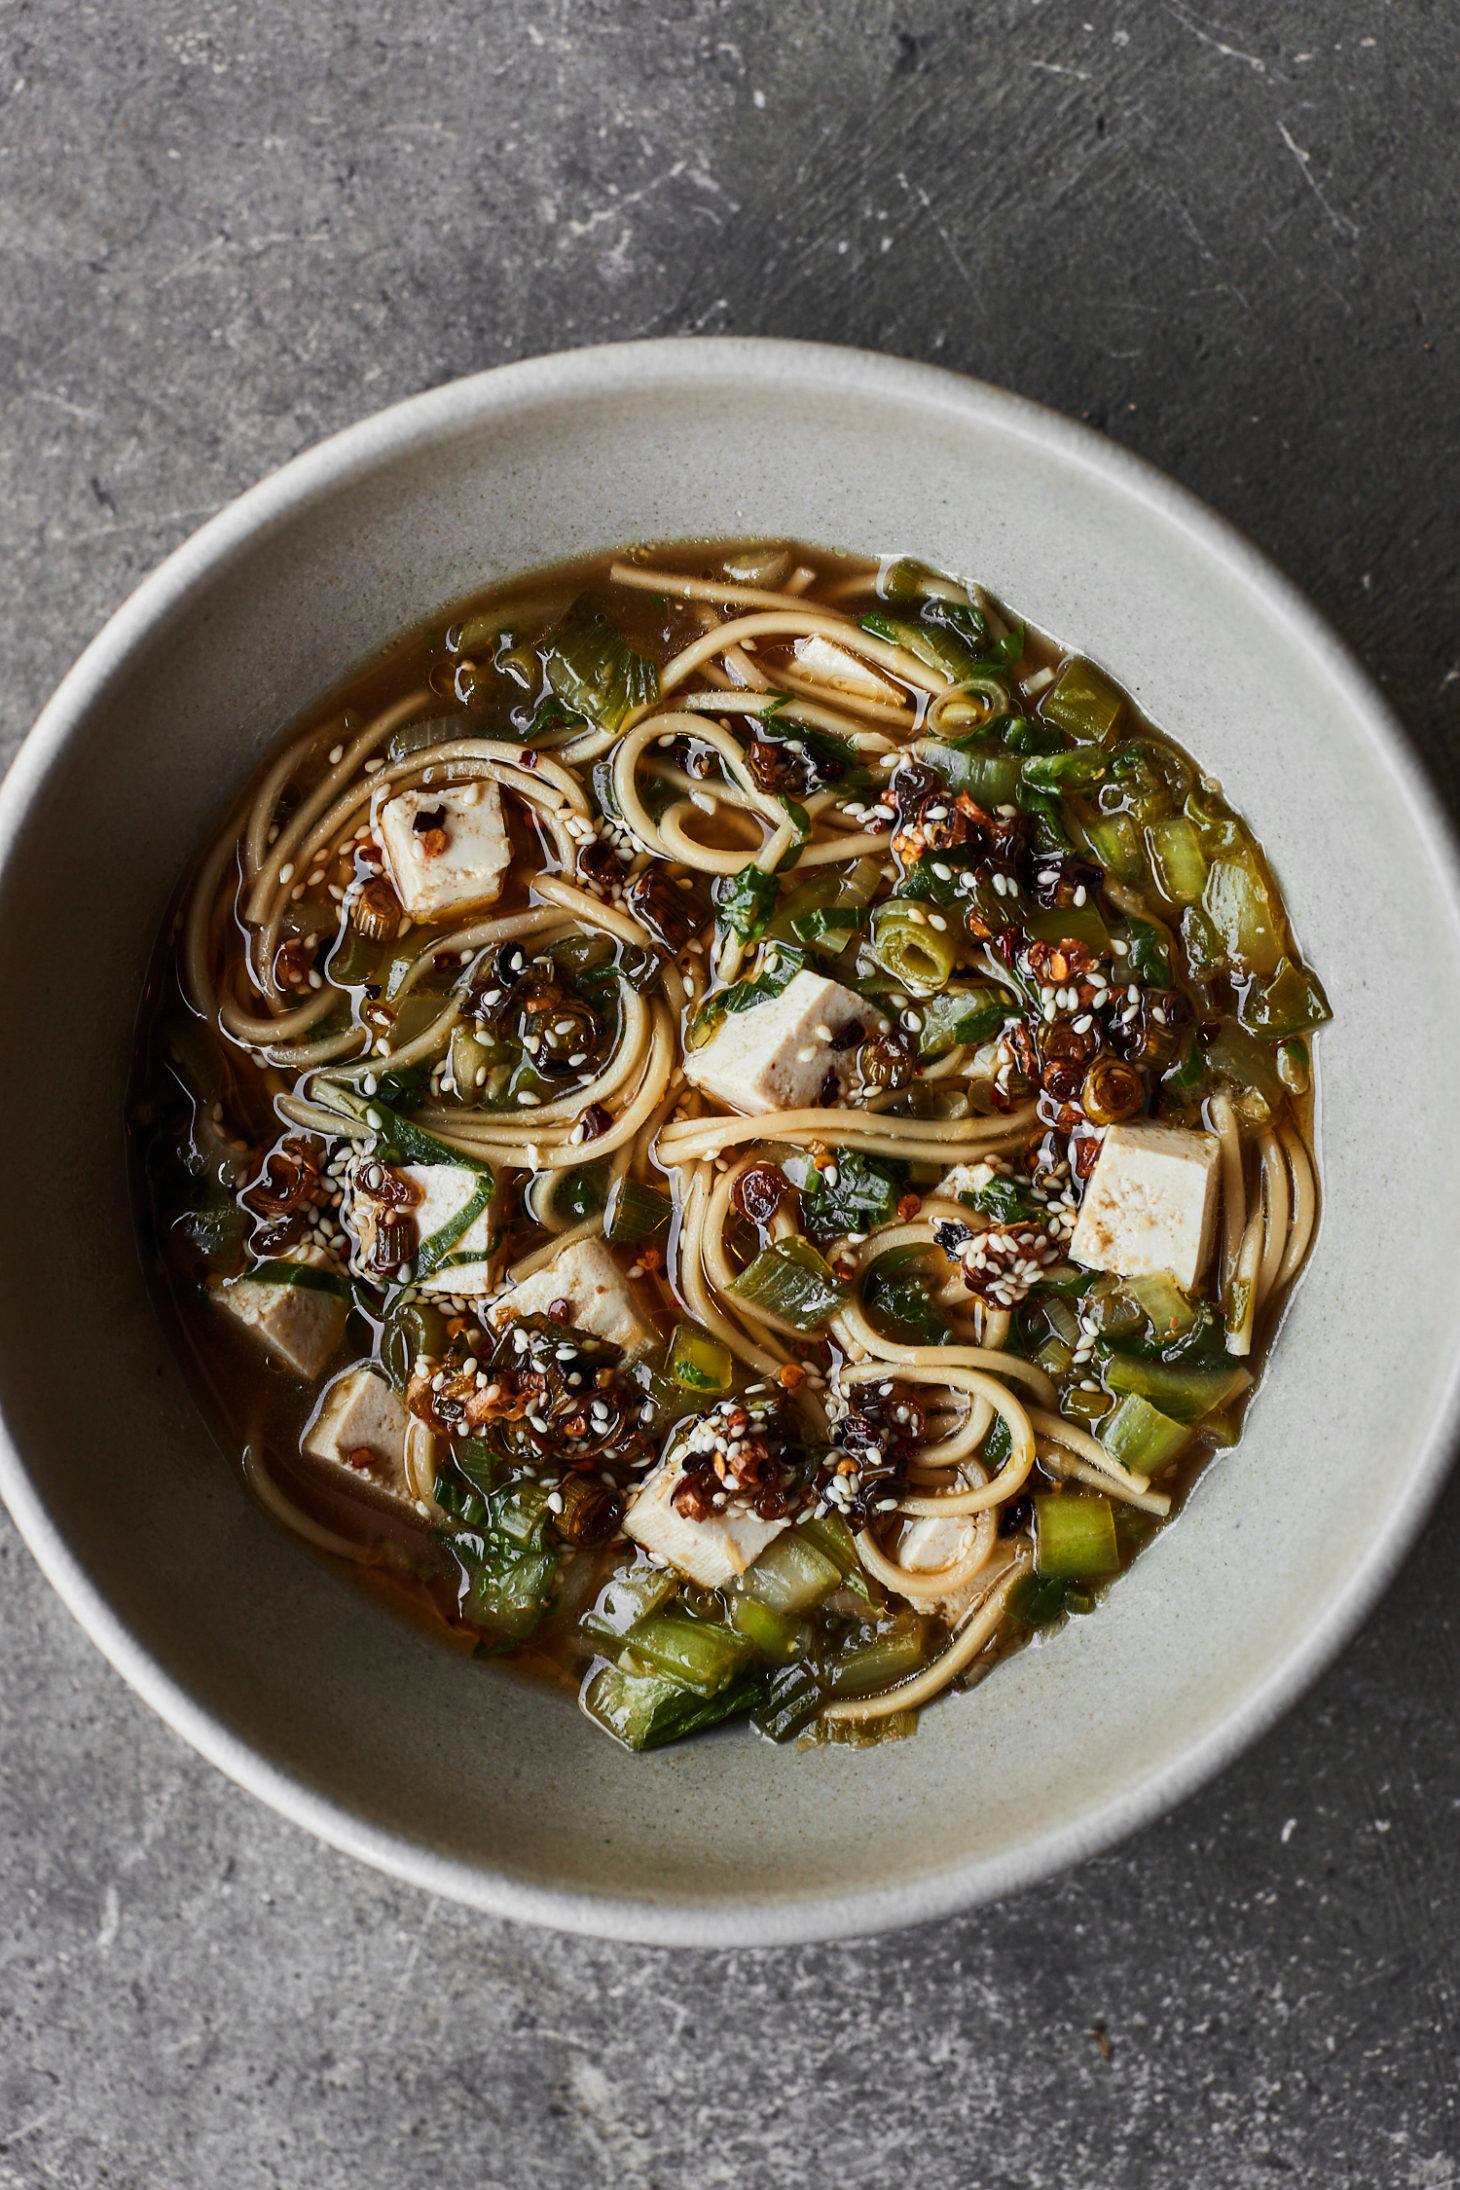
[303, 1366, 412, 1501]
[623, 1457, 788, 1590]
[347, 1161, 496, 1295]
[377, 778, 511, 922]
[214, 1246, 348, 1379]
[897, 1514, 991, 1626]
[1069, 1121, 1220, 1291]
[794, 634, 900, 702]
[485, 1237, 655, 1357]
[682, 969, 868, 1115]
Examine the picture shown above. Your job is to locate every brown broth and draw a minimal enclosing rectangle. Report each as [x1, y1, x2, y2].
[128, 539, 1324, 1747]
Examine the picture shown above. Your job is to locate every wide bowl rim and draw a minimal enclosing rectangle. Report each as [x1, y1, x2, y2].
[4, 334, 1458, 1945]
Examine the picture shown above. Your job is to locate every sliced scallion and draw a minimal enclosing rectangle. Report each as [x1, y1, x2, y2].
[622, 1612, 751, 1697]
[1099, 1392, 1191, 1477]
[741, 1531, 842, 1616]
[862, 899, 957, 998]
[1040, 659, 1123, 744]
[666, 1322, 735, 1394]
[729, 1238, 849, 1331]
[606, 1177, 674, 1244]
[1033, 1492, 1119, 1580]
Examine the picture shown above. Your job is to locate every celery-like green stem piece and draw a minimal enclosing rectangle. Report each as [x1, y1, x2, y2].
[1040, 658, 1123, 743]
[607, 1177, 674, 1244]
[582, 1663, 764, 1750]
[1101, 1350, 1249, 1423]
[741, 1532, 842, 1616]
[730, 1238, 849, 1331]
[1203, 854, 1284, 975]
[825, 1625, 928, 1695]
[667, 1322, 735, 1394]
[729, 1595, 803, 1663]
[622, 1613, 751, 1697]
[1033, 1493, 1119, 1579]
[1239, 957, 1331, 1040]
[1146, 815, 1209, 905]
[1100, 1393, 1192, 1476]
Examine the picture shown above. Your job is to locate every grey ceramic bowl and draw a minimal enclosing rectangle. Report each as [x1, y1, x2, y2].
[4, 339, 1458, 1944]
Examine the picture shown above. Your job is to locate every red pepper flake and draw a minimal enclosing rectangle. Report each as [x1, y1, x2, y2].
[1073, 1134, 1104, 1179]
[345, 1446, 375, 1472]
[548, 1297, 572, 1324]
[581, 1102, 612, 1140]
[520, 748, 540, 771]
[777, 1362, 806, 1390]
[897, 1193, 923, 1222]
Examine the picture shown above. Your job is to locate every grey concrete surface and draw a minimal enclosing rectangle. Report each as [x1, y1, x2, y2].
[2, 4, 1458, 2184]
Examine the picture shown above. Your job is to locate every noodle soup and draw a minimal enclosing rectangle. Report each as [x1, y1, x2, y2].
[130, 540, 1327, 1751]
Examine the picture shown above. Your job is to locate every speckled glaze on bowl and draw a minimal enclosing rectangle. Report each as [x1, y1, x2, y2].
[3, 339, 1457, 1945]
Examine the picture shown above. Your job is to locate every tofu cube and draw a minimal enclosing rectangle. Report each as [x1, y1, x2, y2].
[896, 1514, 991, 1626]
[623, 1457, 788, 1590]
[377, 778, 511, 922]
[794, 634, 900, 702]
[485, 1237, 655, 1357]
[1069, 1122, 1220, 1291]
[682, 969, 868, 1115]
[214, 1246, 348, 1379]
[348, 1161, 496, 1295]
[303, 1366, 412, 1502]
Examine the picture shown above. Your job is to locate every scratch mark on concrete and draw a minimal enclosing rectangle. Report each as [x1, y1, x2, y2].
[1277, 121, 1359, 238]
[1165, 4, 1266, 73]
[894, 172, 977, 299]
[0, 2107, 57, 2148]
[95, 1883, 119, 1954]
[22, 389, 101, 423]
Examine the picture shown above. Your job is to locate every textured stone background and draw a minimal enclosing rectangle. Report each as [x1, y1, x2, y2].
[2, 4, 1458, 2185]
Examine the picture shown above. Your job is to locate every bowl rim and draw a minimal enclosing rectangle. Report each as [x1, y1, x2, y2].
[4, 334, 1459, 1945]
